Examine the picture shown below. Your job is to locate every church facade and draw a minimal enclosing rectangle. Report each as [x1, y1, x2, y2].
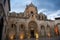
[3, 3, 60, 40]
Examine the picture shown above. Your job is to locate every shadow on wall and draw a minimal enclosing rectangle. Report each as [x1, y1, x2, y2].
[0, 17, 3, 40]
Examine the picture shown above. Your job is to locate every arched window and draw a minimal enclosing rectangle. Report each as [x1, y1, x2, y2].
[21, 24, 24, 29]
[41, 25, 45, 29]
[47, 25, 50, 28]
[54, 25, 59, 36]
[31, 11, 33, 14]
[11, 24, 16, 31]
[11, 24, 14, 28]
[57, 23, 60, 27]
[11, 24, 16, 28]
[31, 11, 34, 17]
[19, 24, 25, 31]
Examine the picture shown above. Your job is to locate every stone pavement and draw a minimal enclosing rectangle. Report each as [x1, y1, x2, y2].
[24, 36, 60, 40]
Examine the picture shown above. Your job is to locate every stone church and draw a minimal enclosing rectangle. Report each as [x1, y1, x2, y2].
[3, 3, 60, 40]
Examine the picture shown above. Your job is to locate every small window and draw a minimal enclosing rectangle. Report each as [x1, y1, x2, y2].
[21, 24, 24, 29]
[31, 11, 34, 17]
[11, 24, 15, 28]
[31, 11, 33, 14]
[47, 25, 50, 28]
[11, 24, 14, 28]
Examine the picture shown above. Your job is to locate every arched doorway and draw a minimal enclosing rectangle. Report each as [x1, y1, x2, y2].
[19, 24, 25, 39]
[54, 24, 59, 36]
[5, 24, 17, 40]
[57, 23, 60, 35]
[30, 29, 34, 38]
[28, 21, 38, 38]
[40, 25, 45, 37]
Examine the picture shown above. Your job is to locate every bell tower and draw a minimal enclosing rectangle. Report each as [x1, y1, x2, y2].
[24, 3, 38, 18]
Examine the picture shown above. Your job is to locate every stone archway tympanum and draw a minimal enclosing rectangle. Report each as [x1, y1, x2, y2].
[28, 21, 38, 38]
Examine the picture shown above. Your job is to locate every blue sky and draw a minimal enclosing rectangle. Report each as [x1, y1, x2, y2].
[10, 0, 60, 20]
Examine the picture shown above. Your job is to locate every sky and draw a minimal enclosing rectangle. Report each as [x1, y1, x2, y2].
[10, 0, 60, 20]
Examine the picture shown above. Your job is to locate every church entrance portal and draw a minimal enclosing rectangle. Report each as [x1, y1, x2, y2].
[30, 30, 35, 38]
[28, 21, 38, 38]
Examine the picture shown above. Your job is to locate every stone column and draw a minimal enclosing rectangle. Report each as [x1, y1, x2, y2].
[37, 22, 40, 38]
[2, 17, 6, 40]
[25, 22, 29, 38]
[15, 23, 19, 39]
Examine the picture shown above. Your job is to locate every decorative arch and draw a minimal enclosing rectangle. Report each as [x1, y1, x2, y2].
[56, 23, 60, 27]
[25, 3, 38, 18]
[40, 25, 46, 36]
[28, 21, 38, 30]
[11, 24, 16, 31]
[19, 24, 26, 39]
[40, 25, 45, 30]
[28, 21, 38, 38]
[54, 23, 60, 36]
[47, 24, 50, 29]
[19, 24, 25, 31]
[11, 24, 16, 28]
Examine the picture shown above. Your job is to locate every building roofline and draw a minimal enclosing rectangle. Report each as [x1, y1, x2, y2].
[55, 17, 60, 20]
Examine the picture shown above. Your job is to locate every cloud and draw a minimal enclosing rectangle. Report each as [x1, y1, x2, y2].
[33, 0, 60, 11]
[10, 0, 60, 20]
[38, 9, 48, 13]
[24, 0, 32, 4]
[47, 10, 60, 20]
[11, 0, 60, 12]
[10, 0, 32, 12]
[38, 9, 60, 20]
